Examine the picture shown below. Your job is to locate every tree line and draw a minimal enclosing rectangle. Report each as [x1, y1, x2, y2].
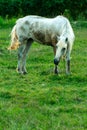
[0, 0, 87, 20]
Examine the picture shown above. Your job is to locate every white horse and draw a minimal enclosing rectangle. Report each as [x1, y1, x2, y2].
[8, 15, 75, 74]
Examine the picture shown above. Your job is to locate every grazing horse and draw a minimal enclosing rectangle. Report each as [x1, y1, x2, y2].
[8, 15, 75, 74]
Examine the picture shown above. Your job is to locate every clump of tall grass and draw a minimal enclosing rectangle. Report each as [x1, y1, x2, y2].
[72, 21, 87, 28]
[0, 16, 16, 28]
[0, 16, 5, 26]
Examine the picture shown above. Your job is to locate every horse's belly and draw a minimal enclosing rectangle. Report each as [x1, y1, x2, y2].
[32, 31, 57, 46]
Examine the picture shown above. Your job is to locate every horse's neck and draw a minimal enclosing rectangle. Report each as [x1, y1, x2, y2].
[61, 22, 68, 36]
[61, 29, 68, 38]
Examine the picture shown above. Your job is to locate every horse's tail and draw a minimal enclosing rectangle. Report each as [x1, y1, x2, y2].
[8, 25, 20, 50]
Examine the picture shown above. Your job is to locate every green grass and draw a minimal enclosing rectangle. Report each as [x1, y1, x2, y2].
[0, 22, 87, 130]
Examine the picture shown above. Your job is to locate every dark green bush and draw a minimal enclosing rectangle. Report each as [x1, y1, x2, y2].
[0, 0, 87, 20]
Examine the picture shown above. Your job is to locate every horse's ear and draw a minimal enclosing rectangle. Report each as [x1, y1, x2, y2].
[65, 37, 68, 43]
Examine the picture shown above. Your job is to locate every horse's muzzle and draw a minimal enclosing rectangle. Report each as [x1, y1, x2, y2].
[54, 59, 60, 65]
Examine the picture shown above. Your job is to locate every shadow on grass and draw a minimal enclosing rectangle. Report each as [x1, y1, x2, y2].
[0, 91, 14, 99]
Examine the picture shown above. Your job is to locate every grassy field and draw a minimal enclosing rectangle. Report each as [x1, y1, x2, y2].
[0, 21, 87, 130]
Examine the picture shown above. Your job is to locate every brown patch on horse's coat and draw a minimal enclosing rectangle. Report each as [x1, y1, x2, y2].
[20, 26, 25, 32]
[34, 31, 45, 43]
[52, 35, 57, 46]
[33, 30, 57, 47]
[25, 20, 29, 25]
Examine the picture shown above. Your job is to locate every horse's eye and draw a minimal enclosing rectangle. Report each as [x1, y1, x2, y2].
[62, 48, 66, 51]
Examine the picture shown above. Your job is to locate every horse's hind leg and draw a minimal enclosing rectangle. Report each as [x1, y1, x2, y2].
[17, 44, 25, 73]
[21, 40, 32, 74]
[17, 40, 32, 74]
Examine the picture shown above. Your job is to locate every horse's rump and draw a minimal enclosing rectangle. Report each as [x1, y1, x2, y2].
[8, 25, 20, 50]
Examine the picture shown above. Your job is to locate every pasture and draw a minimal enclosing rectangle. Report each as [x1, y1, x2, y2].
[0, 20, 87, 130]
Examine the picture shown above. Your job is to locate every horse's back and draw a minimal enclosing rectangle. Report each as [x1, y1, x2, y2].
[16, 15, 49, 24]
[16, 15, 70, 33]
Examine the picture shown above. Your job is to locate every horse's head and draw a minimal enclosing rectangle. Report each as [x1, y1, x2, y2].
[54, 36, 68, 65]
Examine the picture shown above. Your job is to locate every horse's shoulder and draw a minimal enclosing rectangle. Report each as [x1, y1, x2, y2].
[55, 15, 69, 22]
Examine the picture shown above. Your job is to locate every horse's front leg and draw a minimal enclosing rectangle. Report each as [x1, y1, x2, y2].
[66, 50, 71, 75]
[53, 47, 59, 74]
[66, 60, 70, 74]
[54, 65, 59, 74]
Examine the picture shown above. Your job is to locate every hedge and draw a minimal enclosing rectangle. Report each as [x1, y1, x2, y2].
[0, 0, 87, 20]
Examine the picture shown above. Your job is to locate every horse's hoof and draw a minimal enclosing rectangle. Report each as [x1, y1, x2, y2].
[16, 67, 27, 75]
[54, 69, 59, 75]
[16, 68, 20, 73]
[22, 71, 27, 75]
[16, 68, 23, 74]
